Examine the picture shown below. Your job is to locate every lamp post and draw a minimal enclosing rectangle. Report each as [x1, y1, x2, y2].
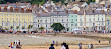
[83, 10, 86, 33]
[107, 20, 110, 33]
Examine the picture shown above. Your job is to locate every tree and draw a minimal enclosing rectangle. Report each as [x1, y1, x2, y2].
[51, 23, 65, 32]
[22, 26, 25, 29]
[5, 28, 9, 30]
[28, 25, 33, 29]
[0, 26, 2, 30]
[86, 0, 95, 4]
[28, 25, 33, 31]
[39, 27, 44, 32]
[16, 26, 19, 30]
[4, 0, 19, 3]
[0, 0, 6, 4]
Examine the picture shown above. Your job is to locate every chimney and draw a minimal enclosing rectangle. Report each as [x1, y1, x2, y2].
[10, 7, 13, 12]
[0, 7, 1, 12]
[107, 8, 109, 11]
[21, 8, 24, 13]
[65, 10, 68, 14]
[103, 4, 105, 7]
[108, 5, 110, 8]
[4, 7, 7, 12]
[92, 10, 94, 13]
[74, 10, 77, 14]
[102, 10, 104, 13]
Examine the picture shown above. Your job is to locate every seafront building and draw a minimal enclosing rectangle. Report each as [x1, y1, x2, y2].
[0, 3, 33, 31]
[0, 12, 33, 31]
[0, 1, 110, 33]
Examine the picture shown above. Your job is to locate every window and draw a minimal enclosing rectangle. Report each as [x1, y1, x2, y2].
[10, 18, 11, 21]
[75, 23, 77, 26]
[98, 18, 99, 21]
[63, 24, 64, 26]
[53, 19, 54, 22]
[45, 20, 47, 23]
[72, 16, 73, 17]
[62, 19, 63, 22]
[76, 19, 77, 21]
[72, 19, 73, 22]
[93, 23, 95, 26]
[38, 20, 39, 22]
[40, 20, 42, 22]
[99, 27, 100, 30]
[24, 18, 25, 22]
[102, 18, 103, 21]
[80, 18, 82, 22]
[22, 18, 23, 21]
[13, 18, 14, 21]
[71, 24, 73, 26]
[94, 18, 95, 21]
[2, 23, 3, 26]
[16, 18, 18, 21]
[80, 23, 82, 26]
[66, 24, 68, 27]
[19, 19, 20, 22]
[89, 18, 91, 21]
[2, 18, 3, 21]
[13, 23, 14, 26]
[28, 19, 29, 21]
[30, 19, 31, 22]
[19, 23, 20, 26]
[38, 25, 39, 28]
[7, 18, 8, 21]
[102, 22, 104, 25]
[6, 22, 8, 26]
[67, 19, 68, 22]
[46, 24, 47, 27]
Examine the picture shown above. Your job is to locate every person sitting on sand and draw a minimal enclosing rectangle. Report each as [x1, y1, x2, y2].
[49, 44, 55, 49]
[16, 45, 21, 48]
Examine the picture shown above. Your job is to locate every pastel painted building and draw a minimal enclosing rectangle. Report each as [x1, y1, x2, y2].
[69, 14, 78, 32]
[0, 12, 33, 31]
[77, 14, 106, 32]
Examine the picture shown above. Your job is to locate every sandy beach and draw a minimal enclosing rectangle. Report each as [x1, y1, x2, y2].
[0, 33, 111, 49]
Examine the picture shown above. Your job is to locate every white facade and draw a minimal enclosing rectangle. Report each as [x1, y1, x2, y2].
[33, 13, 69, 32]
[77, 14, 106, 31]
[51, 15, 69, 31]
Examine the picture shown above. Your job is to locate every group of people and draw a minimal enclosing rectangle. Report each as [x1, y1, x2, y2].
[8, 40, 21, 48]
[49, 42, 69, 49]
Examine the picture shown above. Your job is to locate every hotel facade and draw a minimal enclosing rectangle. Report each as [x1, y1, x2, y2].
[0, 12, 33, 31]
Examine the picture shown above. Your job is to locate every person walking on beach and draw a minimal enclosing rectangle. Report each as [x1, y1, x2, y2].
[78, 43, 82, 49]
[49, 44, 55, 49]
[88, 43, 93, 49]
[18, 40, 20, 46]
[109, 40, 110, 44]
[98, 40, 101, 43]
[53, 40, 55, 45]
